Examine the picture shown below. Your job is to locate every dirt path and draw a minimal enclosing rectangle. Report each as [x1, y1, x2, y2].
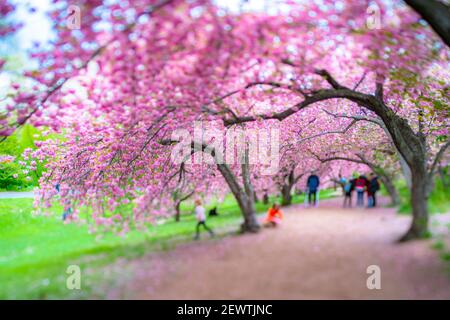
[106, 198, 450, 299]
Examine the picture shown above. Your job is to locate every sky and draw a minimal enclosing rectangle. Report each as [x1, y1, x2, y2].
[12, 0, 53, 50]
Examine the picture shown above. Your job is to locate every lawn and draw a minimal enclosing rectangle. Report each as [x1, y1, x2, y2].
[0, 189, 336, 299]
[396, 178, 450, 215]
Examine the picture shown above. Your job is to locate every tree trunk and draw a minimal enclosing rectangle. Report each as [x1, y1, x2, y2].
[163, 139, 260, 233]
[253, 190, 259, 203]
[371, 98, 430, 241]
[399, 163, 430, 242]
[281, 184, 293, 206]
[263, 193, 269, 205]
[239, 145, 260, 233]
[218, 167, 259, 232]
[381, 122, 412, 190]
[280, 170, 296, 206]
[377, 174, 399, 206]
[215, 144, 259, 233]
[398, 153, 412, 190]
[173, 191, 194, 222]
[405, 0, 450, 47]
[240, 199, 260, 233]
[174, 201, 181, 222]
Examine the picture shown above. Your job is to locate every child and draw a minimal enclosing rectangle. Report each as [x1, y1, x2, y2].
[263, 203, 283, 227]
[194, 200, 214, 240]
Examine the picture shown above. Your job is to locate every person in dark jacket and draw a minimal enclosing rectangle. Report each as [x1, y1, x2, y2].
[367, 173, 381, 208]
[306, 171, 320, 207]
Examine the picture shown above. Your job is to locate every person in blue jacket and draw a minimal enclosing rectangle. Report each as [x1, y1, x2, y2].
[306, 171, 320, 207]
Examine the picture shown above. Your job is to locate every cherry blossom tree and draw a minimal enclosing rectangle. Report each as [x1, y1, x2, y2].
[309, 116, 402, 206]
[219, 1, 449, 241]
[1, 1, 448, 241]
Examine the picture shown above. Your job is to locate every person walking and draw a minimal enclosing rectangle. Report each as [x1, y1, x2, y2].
[367, 173, 380, 208]
[306, 171, 320, 207]
[354, 175, 367, 207]
[194, 200, 214, 240]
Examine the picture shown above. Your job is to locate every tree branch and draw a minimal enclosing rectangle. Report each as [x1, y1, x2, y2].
[353, 72, 367, 90]
[314, 69, 348, 90]
[224, 88, 375, 126]
[429, 140, 450, 178]
[314, 154, 365, 165]
[297, 119, 357, 143]
[321, 108, 384, 128]
[375, 82, 384, 101]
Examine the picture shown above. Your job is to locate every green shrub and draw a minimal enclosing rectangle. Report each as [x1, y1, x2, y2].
[0, 161, 34, 190]
[0, 125, 47, 190]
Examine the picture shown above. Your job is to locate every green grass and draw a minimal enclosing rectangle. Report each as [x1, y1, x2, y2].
[396, 178, 450, 215]
[395, 178, 450, 270]
[0, 189, 336, 299]
[431, 237, 450, 275]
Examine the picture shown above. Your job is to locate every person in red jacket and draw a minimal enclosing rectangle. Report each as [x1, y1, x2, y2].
[263, 203, 283, 227]
[354, 175, 367, 207]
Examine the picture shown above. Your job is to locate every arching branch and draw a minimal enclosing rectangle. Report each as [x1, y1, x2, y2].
[321, 109, 384, 128]
[429, 140, 450, 178]
[296, 119, 358, 144]
[223, 88, 375, 127]
[313, 154, 365, 165]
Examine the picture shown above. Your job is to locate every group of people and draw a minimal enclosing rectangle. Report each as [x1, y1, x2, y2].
[339, 173, 380, 208]
[192, 171, 381, 239]
[57, 171, 380, 241]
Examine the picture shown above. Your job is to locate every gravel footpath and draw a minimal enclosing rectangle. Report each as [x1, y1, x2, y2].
[105, 197, 450, 299]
